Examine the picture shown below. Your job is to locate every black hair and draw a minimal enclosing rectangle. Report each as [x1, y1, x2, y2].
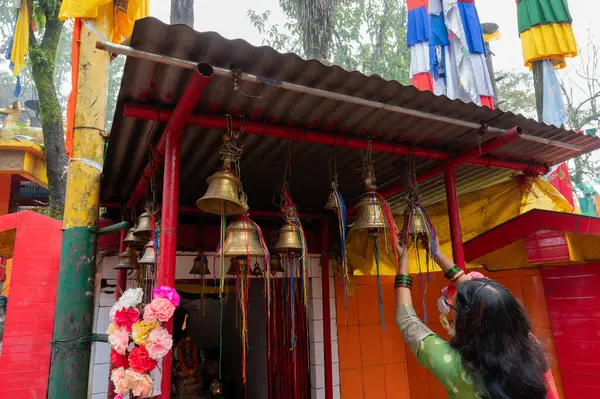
[450, 278, 549, 399]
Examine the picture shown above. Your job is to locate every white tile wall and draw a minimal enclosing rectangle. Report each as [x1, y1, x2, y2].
[308, 258, 341, 399]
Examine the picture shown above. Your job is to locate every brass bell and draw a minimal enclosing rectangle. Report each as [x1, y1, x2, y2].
[222, 219, 265, 257]
[138, 241, 156, 265]
[196, 170, 245, 216]
[115, 248, 135, 270]
[274, 223, 303, 253]
[325, 182, 339, 210]
[124, 227, 145, 249]
[350, 193, 385, 233]
[133, 211, 153, 239]
[190, 251, 211, 275]
[227, 256, 248, 276]
[270, 253, 284, 274]
[251, 261, 263, 277]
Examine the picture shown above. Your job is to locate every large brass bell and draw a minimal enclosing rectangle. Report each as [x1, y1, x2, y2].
[196, 170, 245, 216]
[350, 193, 385, 233]
[124, 228, 145, 249]
[133, 211, 153, 239]
[138, 241, 156, 265]
[115, 248, 135, 270]
[190, 251, 210, 275]
[222, 219, 265, 257]
[270, 253, 284, 274]
[274, 223, 303, 253]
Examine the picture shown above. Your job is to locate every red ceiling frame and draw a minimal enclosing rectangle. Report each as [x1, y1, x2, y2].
[123, 104, 547, 208]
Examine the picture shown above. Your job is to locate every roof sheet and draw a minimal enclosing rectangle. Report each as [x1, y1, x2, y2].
[101, 18, 600, 213]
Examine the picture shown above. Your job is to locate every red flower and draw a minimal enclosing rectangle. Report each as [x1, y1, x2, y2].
[110, 349, 129, 369]
[128, 346, 158, 373]
[114, 307, 140, 330]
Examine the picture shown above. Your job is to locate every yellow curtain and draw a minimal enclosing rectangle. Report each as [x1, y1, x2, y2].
[347, 178, 574, 275]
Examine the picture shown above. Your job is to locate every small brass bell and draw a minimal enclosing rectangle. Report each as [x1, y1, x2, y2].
[222, 219, 265, 257]
[133, 211, 153, 239]
[124, 227, 145, 249]
[138, 241, 156, 265]
[270, 253, 284, 274]
[350, 193, 385, 233]
[115, 248, 135, 270]
[274, 223, 302, 253]
[251, 261, 263, 277]
[227, 256, 248, 276]
[190, 252, 210, 275]
[196, 170, 245, 216]
[325, 182, 339, 210]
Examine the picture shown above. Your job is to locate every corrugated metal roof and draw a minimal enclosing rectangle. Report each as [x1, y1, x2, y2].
[102, 18, 600, 213]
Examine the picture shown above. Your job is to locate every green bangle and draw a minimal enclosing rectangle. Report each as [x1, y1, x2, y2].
[395, 274, 413, 288]
[444, 265, 461, 280]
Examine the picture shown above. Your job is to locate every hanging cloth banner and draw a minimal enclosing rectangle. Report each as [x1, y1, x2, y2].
[4, 0, 29, 98]
[541, 60, 567, 127]
[547, 162, 575, 208]
[59, 0, 150, 43]
[425, 0, 494, 107]
[516, 0, 578, 69]
[407, 0, 434, 91]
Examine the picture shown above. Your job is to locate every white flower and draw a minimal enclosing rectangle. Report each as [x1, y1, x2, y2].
[117, 288, 144, 309]
[109, 302, 124, 322]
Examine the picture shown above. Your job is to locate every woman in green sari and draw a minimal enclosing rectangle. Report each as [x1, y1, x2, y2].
[395, 240, 559, 399]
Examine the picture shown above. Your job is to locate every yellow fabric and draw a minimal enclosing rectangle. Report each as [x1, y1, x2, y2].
[59, 0, 113, 20]
[10, 0, 29, 77]
[520, 22, 578, 70]
[59, 0, 149, 43]
[483, 31, 501, 42]
[347, 178, 574, 275]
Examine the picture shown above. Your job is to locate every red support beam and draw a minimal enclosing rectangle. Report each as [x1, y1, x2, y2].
[320, 220, 333, 399]
[126, 65, 214, 209]
[123, 105, 546, 176]
[156, 63, 215, 399]
[444, 166, 465, 269]
[377, 127, 534, 200]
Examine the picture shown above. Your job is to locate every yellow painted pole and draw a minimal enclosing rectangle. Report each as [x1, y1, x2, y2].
[47, 4, 113, 398]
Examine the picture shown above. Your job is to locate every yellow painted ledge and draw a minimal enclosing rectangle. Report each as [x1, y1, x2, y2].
[0, 141, 48, 187]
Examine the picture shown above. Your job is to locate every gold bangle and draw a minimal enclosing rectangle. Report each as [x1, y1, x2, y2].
[450, 270, 465, 282]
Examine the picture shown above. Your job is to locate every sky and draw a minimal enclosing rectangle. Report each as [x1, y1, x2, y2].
[149, 0, 600, 75]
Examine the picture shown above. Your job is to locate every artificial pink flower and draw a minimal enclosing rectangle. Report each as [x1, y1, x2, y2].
[143, 297, 175, 322]
[126, 369, 154, 397]
[146, 327, 173, 360]
[110, 367, 129, 395]
[108, 326, 130, 355]
[114, 307, 140, 330]
[153, 285, 180, 307]
[110, 349, 129, 369]
[128, 345, 158, 373]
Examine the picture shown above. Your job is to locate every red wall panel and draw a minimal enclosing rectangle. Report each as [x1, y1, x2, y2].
[541, 264, 600, 398]
[0, 211, 62, 399]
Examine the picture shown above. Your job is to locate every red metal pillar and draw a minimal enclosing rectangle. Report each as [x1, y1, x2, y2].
[156, 63, 214, 399]
[158, 111, 181, 399]
[444, 166, 466, 270]
[320, 220, 333, 399]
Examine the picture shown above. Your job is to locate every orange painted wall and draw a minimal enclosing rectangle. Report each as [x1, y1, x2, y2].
[336, 268, 564, 399]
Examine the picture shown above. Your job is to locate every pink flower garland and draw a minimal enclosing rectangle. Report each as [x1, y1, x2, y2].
[107, 286, 176, 397]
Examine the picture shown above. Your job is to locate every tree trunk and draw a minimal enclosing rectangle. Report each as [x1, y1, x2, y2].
[171, 0, 194, 26]
[29, 16, 67, 219]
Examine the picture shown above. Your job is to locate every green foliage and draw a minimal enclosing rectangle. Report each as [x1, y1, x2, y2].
[248, 0, 410, 84]
[495, 70, 536, 118]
